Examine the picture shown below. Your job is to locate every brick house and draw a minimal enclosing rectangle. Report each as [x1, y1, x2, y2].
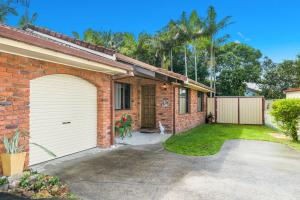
[0, 25, 213, 170]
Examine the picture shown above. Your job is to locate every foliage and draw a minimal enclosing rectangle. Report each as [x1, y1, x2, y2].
[0, 176, 8, 185]
[115, 114, 133, 139]
[271, 99, 300, 141]
[18, 170, 78, 199]
[0, 0, 18, 23]
[1, 129, 24, 153]
[72, 7, 231, 82]
[18, 8, 37, 28]
[215, 42, 262, 95]
[0, 0, 38, 27]
[1, 129, 56, 157]
[164, 124, 300, 156]
[260, 56, 300, 99]
[202, 6, 233, 91]
[206, 112, 215, 123]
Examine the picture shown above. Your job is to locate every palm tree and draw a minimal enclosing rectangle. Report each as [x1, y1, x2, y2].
[0, 0, 18, 23]
[203, 6, 233, 95]
[176, 11, 203, 77]
[18, 8, 37, 28]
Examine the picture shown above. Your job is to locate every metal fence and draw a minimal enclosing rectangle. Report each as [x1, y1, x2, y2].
[207, 96, 264, 125]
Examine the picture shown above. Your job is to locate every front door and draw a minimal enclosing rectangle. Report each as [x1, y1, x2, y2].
[141, 85, 156, 128]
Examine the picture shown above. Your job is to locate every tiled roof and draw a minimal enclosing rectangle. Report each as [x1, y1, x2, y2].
[0, 24, 132, 71]
[0, 24, 213, 91]
[116, 53, 188, 82]
[25, 25, 115, 56]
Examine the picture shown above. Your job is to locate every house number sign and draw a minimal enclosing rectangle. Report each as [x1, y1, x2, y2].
[161, 98, 169, 108]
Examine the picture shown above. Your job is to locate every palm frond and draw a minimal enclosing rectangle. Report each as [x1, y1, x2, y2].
[30, 143, 56, 157]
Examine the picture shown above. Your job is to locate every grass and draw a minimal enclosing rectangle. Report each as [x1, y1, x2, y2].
[164, 124, 300, 156]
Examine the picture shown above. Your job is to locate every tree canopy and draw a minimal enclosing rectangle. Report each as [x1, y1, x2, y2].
[1, 2, 299, 99]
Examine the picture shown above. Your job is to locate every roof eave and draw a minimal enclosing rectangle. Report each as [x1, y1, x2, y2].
[0, 25, 133, 75]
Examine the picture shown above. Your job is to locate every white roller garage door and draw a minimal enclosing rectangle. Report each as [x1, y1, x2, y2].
[29, 74, 97, 165]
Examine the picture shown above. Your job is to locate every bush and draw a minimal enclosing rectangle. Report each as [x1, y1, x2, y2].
[271, 99, 300, 141]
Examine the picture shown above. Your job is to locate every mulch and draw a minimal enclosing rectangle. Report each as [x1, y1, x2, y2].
[0, 192, 62, 200]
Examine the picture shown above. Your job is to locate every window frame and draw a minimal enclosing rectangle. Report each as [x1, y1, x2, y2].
[197, 91, 204, 112]
[178, 87, 190, 114]
[114, 82, 131, 110]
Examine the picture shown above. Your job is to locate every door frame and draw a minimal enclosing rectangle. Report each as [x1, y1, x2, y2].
[140, 85, 156, 129]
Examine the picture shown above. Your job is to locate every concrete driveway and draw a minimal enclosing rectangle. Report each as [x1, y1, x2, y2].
[42, 140, 300, 200]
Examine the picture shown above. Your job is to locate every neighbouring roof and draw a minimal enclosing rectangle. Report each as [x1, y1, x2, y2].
[246, 82, 261, 92]
[284, 88, 300, 93]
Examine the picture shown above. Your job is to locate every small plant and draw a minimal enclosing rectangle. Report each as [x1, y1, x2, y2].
[1, 129, 56, 157]
[2, 129, 24, 153]
[115, 114, 133, 139]
[271, 99, 300, 141]
[206, 112, 215, 123]
[17, 170, 77, 199]
[0, 177, 8, 185]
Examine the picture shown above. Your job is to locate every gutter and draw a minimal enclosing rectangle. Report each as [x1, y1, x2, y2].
[184, 80, 214, 93]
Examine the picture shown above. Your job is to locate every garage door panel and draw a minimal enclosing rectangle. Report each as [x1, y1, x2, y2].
[30, 74, 97, 165]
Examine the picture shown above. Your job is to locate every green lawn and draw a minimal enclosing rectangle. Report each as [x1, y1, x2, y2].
[164, 124, 300, 156]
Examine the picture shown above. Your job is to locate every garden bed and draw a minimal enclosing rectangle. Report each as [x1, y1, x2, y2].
[0, 170, 78, 199]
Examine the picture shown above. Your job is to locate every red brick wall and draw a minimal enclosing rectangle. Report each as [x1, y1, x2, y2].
[174, 86, 207, 133]
[114, 77, 207, 134]
[114, 76, 174, 133]
[0, 52, 113, 172]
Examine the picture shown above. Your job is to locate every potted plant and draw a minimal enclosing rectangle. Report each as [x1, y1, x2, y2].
[115, 114, 133, 139]
[1, 129, 56, 177]
[206, 112, 215, 124]
[0, 176, 9, 191]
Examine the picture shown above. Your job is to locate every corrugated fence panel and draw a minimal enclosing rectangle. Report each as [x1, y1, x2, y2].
[207, 98, 215, 116]
[217, 98, 239, 124]
[239, 98, 263, 124]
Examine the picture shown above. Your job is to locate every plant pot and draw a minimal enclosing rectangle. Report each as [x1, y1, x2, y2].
[0, 183, 9, 191]
[1, 152, 26, 176]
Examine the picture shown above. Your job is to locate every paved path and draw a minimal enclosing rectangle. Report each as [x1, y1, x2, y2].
[42, 140, 300, 200]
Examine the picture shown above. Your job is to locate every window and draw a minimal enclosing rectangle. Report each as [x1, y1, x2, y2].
[179, 88, 189, 114]
[115, 83, 131, 110]
[197, 91, 204, 112]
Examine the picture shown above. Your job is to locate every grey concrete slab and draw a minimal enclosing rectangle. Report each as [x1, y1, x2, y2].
[115, 132, 171, 146]
[42, 140, 300, 200]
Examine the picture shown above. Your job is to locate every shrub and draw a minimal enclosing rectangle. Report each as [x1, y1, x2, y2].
[271, 99, 300, 141]
[0, 177, 8, 185]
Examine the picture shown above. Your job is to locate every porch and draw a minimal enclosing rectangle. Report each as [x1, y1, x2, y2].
[115, 131, 171, 146]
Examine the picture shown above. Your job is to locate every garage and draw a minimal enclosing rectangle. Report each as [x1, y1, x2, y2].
[29, 74, 97, 165]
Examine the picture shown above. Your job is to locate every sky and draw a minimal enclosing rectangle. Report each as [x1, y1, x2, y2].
[7, 0, 300, 63]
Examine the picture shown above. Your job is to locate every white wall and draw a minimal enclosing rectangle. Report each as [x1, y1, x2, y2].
[286, 91, 300, 99]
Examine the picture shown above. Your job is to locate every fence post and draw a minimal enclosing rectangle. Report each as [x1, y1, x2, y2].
[238, 97, 240, 124]
[262, 97, 265, 125]
[214, 97, 217, 123]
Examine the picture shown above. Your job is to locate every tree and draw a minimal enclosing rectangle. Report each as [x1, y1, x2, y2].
[215, 42, 262, 96]
[0, 0, 18, 23]
[176, 11, 203, 77]
[260, 56, 300, 99]
[18, 8, 37, 28]
[203, 6, 233, 95]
